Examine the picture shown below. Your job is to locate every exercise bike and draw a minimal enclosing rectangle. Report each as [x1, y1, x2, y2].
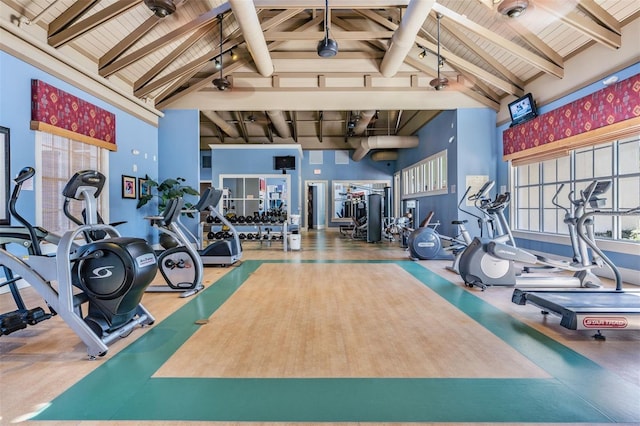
[458, 180, 608, 290]
[145, 197, 204, 298]
[0, 167, 157, 358]
[407, 180, 495, 263]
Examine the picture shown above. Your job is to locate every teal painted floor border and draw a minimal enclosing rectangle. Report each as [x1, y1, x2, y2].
[35, 260, 640, 423]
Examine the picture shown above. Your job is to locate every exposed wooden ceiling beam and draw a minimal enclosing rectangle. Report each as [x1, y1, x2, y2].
[236, 111, 249, 143]
[47, 0, 99, 37]
[264, 31, 394, 41]
[535, 2, 621, 49]
[504, 20, 564, 66]
[133, 23, 214, 91]
[432, 3, 564, 78]
[48, 0, 139, 48]
[355, 9, 521, 96]
[135, 36, 243, 98]
[155, 60, 245, 109]
[99, 15, 161, 70]
[578, 0, 622, 35]
[439, 18, 524, 90]
[101, 3, 231, 77]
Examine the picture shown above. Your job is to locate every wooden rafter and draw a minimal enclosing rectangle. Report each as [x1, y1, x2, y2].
[101, 3, 231, 77]
[354, 9, 521, 96]
[47, 0, 99, 37]
[133, 23, 214, 91]
[431, 3, 564, 78]
[439, 18, 524, 90]
[577, 0, 621, 35]
[535, 2, 621, 49]
[48, 0, 139, 48]
[99, 15, 161, 70]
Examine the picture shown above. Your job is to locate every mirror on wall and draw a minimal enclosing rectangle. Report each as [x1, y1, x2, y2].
[220, 174, 290, 219]
[332, 180, 390, 222]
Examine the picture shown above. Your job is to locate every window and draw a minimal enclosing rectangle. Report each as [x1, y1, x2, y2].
[402, 149, 447, 198]
[36, 132, 108, 235]
[513, 136, 640, 242]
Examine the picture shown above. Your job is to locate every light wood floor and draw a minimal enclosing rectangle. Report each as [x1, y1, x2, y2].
[1, 229, 639, 425]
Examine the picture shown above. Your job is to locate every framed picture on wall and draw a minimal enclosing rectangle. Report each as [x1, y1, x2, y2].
[0, 126, 9, 225]
[138, 177, 151, 199]
[122, 175, 136, 199]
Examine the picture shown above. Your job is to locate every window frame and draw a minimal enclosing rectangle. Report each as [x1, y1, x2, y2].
[401, 149, 448, 199]
[511, 136, 639, 247]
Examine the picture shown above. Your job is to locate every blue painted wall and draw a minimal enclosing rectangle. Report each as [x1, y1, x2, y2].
[209, 147, 302, 216]
[0, 51, 158, 241]
[300, 150, 395, 228]
[396, 108, 496, 238]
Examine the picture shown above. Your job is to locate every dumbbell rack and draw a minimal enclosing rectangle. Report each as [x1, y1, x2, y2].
[201, 218, 288, 252]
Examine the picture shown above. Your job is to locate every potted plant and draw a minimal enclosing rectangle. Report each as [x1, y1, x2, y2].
[137, 176, 200, 249]
[136, 175, 199, 213]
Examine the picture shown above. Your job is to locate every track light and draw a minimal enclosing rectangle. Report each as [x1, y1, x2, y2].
[418, 49, 426, 59]
[214, 59, 221, 70]
[229, 50, 237, 60]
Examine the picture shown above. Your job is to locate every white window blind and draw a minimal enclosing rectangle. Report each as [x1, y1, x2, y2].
[36, 132, 108, 235]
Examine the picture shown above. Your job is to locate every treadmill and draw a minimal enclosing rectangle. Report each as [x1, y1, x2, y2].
[512, 186, 640, 338]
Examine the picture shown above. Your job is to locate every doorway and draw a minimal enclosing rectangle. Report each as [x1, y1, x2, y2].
[304, 180, 328, 230]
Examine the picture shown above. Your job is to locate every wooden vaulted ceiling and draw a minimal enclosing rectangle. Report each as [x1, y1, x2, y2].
[1, 0, 638, 151]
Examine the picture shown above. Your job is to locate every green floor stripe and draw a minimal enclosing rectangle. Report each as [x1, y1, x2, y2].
[111, 378, 607, 423]
[402, 261, 640, 421]
[35, 260, 640, 423]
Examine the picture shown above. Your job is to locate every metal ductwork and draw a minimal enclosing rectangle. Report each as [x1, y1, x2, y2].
[379, 0, 435, 78]
[229, 0, 274, 77]
[266, 110, 291, 139]
[202, 111, 240, 138]
[371, 151, 399, 161]
[351, 110, 376, 135]
[352, 135, 419, 162]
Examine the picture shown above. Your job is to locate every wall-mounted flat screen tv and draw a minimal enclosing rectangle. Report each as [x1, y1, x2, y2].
[274, 155, 295, 171]
[508, 93, 538, 127]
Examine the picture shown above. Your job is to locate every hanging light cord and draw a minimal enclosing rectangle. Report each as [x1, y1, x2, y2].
[218, 14, 224, 79]
[324, 0, 330, 41]
[436, 13, 442, 80]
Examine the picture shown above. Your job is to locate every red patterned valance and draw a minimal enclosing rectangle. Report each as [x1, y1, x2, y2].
[30, 79, 117, 150]
[503, 73, 640, 162]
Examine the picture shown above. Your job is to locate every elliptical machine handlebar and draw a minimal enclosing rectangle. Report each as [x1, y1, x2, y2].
[14, 166, 35, 183]
[9, 167, 42, 256]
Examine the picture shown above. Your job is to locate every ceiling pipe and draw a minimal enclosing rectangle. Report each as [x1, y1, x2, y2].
[352, 135, 419, 161]
[379, 0, 435, 78]
[229, 0, 274, 77]
[266, 110, 291, 139]
[371, 151, 399, 161]
[201, 111, 240, 138]
[351, 110, 377, 135]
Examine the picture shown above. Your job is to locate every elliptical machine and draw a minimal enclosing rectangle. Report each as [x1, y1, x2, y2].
[458, 180, 608, 290]
[145, 196, 204, 298]
[0, 167, 157, 358]
[407, 180, 495, 262]
[192, 187, 242, 266]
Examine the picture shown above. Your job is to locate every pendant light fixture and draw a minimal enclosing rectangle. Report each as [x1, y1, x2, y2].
[317, 0, 338, 57]
[429, 13, 448, 91]
[212, 14, 231, 91]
